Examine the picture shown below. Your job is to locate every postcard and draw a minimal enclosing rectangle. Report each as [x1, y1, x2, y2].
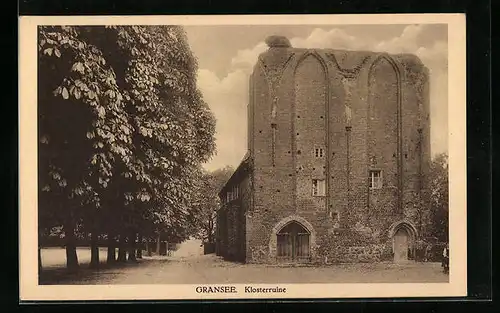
[19, 13, 466, 301]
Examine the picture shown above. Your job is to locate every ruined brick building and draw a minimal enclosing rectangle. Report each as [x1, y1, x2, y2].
[215, 35, 431, 264]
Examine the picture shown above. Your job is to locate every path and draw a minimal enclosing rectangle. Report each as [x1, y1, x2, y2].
[41, 239, 449, 285]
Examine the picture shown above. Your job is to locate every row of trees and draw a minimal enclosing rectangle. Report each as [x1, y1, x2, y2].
[38, 25, 218, 272]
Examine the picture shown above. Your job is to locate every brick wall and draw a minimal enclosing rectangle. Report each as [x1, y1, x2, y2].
[215, 208, 227, 257]
[294, 54, 327, 212]
[216, 162, 251, 262]
[229, 37, 430, 264]
[364, 56, 401, 240]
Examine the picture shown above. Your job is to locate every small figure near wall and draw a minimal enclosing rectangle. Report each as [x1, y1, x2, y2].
[424, 243, 432, 262]
[442, 243, 449, 274]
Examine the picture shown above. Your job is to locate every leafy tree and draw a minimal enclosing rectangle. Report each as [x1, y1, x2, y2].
[37, 25, 216, 271]
[38, 26, 134, 271]
[104, 25, 216, 258]
[428, 153, 449, 242]
[191, 166, 234, 243]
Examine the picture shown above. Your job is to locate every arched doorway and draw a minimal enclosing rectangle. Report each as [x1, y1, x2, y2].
[276, 221, 310, 261]
[389, 220, 418, 263]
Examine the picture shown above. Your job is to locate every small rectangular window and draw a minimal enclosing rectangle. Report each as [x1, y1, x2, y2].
[233, 185, 239, 199]
[369, 170, 382, 189]
[312, 179, 326, 196]
[227, 186, 239, 201]
[314, 147, 324, 158]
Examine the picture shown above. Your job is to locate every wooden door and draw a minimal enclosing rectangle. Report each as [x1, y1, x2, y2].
[394, 228, 409, 263]
[296, 232, 310, 261]
[277, 222, 310, 261]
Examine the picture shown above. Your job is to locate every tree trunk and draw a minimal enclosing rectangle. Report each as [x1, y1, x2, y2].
[208, 218, 213, 243]
[38, 230, 43, 274]
[117, 233, 127, 263]
[107, 231, 116, 264]
[156, 233, 161, 255]
[64, 220, 79, 272]
[207, 230, 213, 244]
[89, 231, 99, 269]
[38, 246, 42, 274]
[128, 231, 137, 262]
[136, 233, 143, 259]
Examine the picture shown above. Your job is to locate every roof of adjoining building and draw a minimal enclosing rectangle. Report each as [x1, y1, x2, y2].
[218, 151, 252, 197]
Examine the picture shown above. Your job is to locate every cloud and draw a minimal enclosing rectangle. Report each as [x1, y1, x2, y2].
[415, 40, 448, 71]
[291, 28, 367, 51]
[197, 69, 249, 171]
[230, 42, 268, 72]
[200, 25, 449, 170]
[373, 24, 424, 54]
[228, 25, 448, 74]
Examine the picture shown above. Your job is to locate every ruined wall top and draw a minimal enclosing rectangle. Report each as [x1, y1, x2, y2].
[259, 35, 428, 77]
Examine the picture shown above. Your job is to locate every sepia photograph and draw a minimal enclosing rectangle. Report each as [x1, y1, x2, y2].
[19, 14, 467, 300]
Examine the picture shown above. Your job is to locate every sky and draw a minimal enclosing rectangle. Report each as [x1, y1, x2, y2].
[183, 24, 448, 172]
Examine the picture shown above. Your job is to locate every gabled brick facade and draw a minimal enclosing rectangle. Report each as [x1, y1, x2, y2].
[216, 35, 431, 264]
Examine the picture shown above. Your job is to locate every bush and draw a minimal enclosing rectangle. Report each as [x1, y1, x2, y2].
[421, 242, 447, 262]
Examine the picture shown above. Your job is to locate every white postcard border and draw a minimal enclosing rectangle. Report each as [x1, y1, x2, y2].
[19, 13, 467, 301]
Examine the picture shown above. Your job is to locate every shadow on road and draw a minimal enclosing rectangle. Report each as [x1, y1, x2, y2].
[38, 258, 169, 285]
[38, 254, 448, 285]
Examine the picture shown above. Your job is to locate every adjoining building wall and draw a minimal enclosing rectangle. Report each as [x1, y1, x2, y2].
[216, 158, 251, 262]
[218, 36, 431, 264]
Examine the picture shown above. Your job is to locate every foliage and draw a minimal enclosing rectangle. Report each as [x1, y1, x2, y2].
[191, 166, 234, 243]
[37, 25, 217, 266]
[428, 153, 449, 242]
